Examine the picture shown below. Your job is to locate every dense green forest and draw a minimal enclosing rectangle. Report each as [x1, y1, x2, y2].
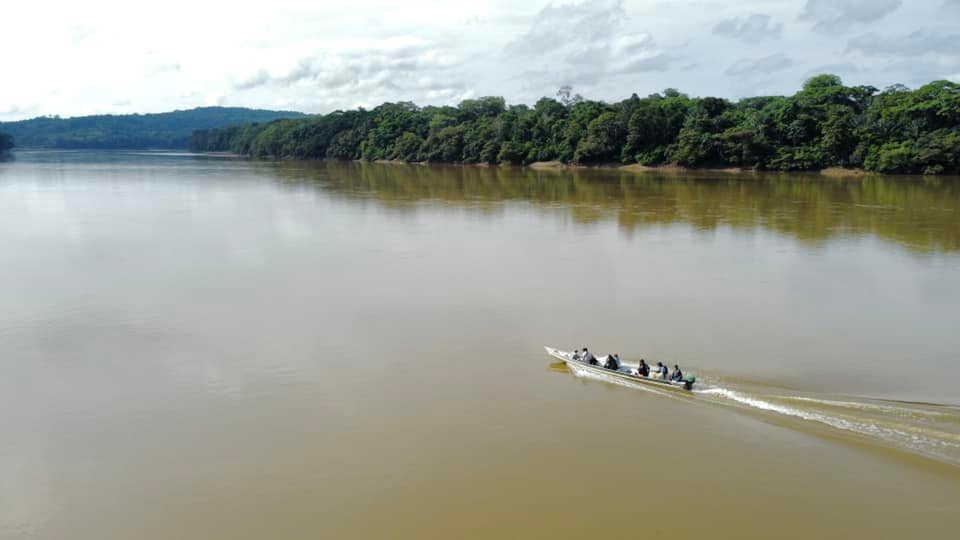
[0, 107, 306, 149]
[190, 76, 960, 174]
[0, 132, 13, 152]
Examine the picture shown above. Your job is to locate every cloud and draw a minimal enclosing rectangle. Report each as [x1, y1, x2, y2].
[805, 63, 862, 77]
[616, 53, 676, 73]
[154, 63, 181, 73]
[505, 2, 671, 91]
[881, 57, 960, 86]
[846, 30, 960, 56]
[233, 36, 467, 102]
[68, 24, 95, 43]
[565, 46, 611, 69]
[205, 92, 227, 106]
[713, 14, 783, 42]
[505, 0, 625, 56]
[726, 53, 793, 76]
[3, 0, 955, 120]
[799, 0, 901, 33]
[0, 103, 37, 116]
[236, 69, 270, 90]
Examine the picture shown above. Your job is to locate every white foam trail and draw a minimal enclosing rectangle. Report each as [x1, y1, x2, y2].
[781, 396, 953, 421]
[695, 387, 960, 464]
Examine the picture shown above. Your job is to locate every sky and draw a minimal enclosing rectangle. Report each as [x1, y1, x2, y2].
[2, 0, 959, 120]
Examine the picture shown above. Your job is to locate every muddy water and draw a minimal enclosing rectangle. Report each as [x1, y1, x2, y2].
[1, 151, 958, 539]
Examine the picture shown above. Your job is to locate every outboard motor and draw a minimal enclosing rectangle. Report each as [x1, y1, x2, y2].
[683, 375, 696, 391]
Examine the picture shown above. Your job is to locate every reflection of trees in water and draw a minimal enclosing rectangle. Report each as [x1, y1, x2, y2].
[267, 162, 960, 253]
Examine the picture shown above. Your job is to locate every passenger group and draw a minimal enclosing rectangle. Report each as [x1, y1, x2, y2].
[572, 348, 683, 382]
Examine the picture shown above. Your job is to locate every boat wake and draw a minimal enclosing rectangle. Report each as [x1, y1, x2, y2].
[561, 359, 960, 467]
[693, 385, 960, 467]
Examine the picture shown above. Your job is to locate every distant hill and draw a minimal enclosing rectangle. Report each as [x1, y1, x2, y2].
[0, 107, 308, 149]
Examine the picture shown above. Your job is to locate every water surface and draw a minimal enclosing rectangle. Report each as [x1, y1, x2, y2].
[1, 151, 959, 539]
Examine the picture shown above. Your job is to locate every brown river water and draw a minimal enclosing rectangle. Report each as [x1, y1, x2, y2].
[1, 150, 959, 539]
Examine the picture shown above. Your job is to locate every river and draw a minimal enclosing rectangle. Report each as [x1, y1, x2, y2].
[1, 150, 958, 539]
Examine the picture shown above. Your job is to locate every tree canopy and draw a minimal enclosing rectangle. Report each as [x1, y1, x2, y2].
[0, 132, 13, 152]
[0, 107, 306, 149]
[187, 76, 954, 174]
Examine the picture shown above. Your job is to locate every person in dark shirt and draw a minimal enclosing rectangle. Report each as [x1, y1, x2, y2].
[637, 359, 650, 377]
[604, 353, 621, 371]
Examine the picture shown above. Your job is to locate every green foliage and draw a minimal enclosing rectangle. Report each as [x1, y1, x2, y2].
[0, 107, 306, 149]
[421, 125, 465, 162]
[497, 141, 526, 164]
[189, 78, 960, 174]
[0, 132, 13, 152]
[391, 132, 423, 161]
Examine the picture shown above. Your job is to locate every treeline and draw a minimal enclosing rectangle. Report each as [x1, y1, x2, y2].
[0, 132, 13, 152]
[190, 76, 960, 175]
[0, 107, 306, 149]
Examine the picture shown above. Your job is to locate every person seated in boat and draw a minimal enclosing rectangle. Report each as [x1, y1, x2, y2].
[670, 364, 684, 382]
[571, 349, 580, 360]
[604, 353, 621, 371]
[637, 358, 650, 377]
[582, 348, 597, 365]
[654, 361, 668, 380]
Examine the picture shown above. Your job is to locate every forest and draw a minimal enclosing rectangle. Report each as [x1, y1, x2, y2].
[0, 107, 305, 149]
[190, 76, 960, 175]
[0, 132, 13, 152]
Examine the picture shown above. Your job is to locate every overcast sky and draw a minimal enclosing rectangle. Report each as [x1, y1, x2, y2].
[2, 0, 959, 120]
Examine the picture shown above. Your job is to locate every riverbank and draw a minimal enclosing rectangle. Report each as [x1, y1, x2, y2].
[529, 160, 873, 178]
[211, 153, 934, 178]
[369, 157, 879, 178]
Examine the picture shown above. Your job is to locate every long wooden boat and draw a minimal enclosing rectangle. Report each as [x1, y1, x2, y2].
[545, 346, 695, 391]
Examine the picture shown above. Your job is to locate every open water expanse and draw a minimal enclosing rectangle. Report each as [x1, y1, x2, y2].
[1, 150, 959, 539]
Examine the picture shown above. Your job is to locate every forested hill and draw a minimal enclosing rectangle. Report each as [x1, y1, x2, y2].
[0, 107, 307, 149]
[190, 76, 960, 175]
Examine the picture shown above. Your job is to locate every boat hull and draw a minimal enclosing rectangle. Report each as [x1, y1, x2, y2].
[545, 347, 694, 391]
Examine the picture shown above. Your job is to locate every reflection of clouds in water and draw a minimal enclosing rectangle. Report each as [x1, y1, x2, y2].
[0, 439, 57, 536]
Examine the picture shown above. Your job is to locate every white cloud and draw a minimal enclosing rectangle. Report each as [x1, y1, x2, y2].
[713, 14, 783, 42]
[726, 53, 794, 77]
[798, 0, 902, 33]
[846, 30, 960, 56]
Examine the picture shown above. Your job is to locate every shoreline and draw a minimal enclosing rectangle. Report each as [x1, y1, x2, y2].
[9, 150, 928, 178]
[362, 158, 884, 178]
[528, 160, 873, 178]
